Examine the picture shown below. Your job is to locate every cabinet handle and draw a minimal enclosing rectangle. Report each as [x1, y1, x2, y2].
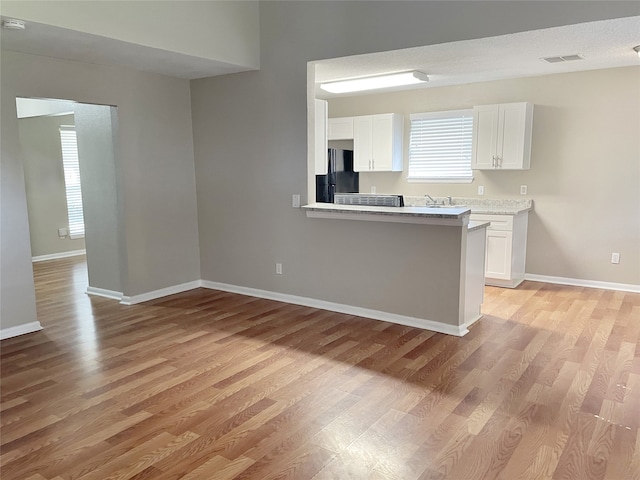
[372, 159, 375, 170]
[492, 155, 496, 168]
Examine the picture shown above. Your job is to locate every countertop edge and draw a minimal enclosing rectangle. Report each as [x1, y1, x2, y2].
[468, 221, 490, 232]
[303, 203, 470, 226]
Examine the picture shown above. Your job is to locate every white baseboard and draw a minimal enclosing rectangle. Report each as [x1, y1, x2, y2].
[200, 280, 468, 336]
[0, 321, 43, 340]
[32, 249, 86, 262]
[120, 280, 202, 305]
[86, 286, 123, 300]
[524, 274, 640, 293]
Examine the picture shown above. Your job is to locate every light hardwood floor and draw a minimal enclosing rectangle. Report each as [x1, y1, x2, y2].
[1, 255, 639, 479]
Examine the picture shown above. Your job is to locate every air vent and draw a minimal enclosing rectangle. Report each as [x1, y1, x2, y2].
[542, 54, 584, 63]
[334, 193, 404, 207]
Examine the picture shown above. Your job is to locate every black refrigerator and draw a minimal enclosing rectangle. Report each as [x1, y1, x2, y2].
[316, 148, 359, 203]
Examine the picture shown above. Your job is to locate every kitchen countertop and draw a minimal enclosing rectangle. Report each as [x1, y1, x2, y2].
[468, 221, 490, 232]
[303, 202, 471, 226]
[403, 196, 533, 215]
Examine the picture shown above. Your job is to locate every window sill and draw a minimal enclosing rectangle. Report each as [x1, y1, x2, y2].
[406, 177, 474, 184]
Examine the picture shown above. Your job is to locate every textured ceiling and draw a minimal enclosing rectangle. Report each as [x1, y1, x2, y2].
[315, 16, 640, 98]
[1, 15, 638, 83]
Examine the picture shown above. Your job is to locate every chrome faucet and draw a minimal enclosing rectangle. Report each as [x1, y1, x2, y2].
[425, 194, 437, 205]
[447, 196, 453, 205]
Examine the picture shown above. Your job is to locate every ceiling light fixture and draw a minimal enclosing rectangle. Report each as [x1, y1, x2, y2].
[320, 71, 429, 94]
[634, 45, 640, 58]
[2, 19, 26, 30]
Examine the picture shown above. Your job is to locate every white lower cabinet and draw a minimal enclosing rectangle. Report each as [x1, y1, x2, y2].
[470, 212, 529, 288]
[485, 230, 513, 280]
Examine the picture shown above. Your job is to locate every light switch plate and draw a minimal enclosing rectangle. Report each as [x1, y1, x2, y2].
[478, 186, 484, 196]
[292, 194, 300, 208]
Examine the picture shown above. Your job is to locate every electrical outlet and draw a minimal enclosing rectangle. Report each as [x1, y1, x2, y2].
[292, 194, 300, 208]
[478, 186, 484, 196]
[520, 185, 528, 195]
[57, 227, 68, 238]
[611, 253, 620, 264]
[371, 186, 376, 194]
[275, 263, 283, 274]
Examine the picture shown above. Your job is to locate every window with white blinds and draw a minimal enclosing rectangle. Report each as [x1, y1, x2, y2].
[407, 109, 474, 182]
[59, 126, 85, 239]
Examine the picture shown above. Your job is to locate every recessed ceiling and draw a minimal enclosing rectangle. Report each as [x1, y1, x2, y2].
[314, 16, 640, 98]
[0, 16, 254, 80]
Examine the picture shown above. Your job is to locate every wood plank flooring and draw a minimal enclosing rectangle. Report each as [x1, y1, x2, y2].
[1, 255, 639, 479]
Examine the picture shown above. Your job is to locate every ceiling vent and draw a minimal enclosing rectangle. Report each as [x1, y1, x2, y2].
[542, 54, 584, 63]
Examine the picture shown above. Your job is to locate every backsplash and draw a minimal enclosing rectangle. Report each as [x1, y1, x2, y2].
[403, 196, 532, 209]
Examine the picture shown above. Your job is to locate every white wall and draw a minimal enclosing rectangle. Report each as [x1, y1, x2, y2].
[1, 50, 201, 333]
[191, 1, 640, 312]
[0, 0, 260, 69]
[328, 67, 640, 285]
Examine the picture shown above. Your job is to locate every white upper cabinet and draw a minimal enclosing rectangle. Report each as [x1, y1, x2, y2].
[314, 99, 328, 175]
[472, 102, 533, 170]
[353, 113, 403, 172]
[328, 117, 354, 140]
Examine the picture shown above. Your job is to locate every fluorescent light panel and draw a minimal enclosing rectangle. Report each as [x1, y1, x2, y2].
[320, 71, 429, 94]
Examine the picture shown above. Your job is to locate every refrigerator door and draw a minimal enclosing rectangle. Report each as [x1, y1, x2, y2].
[328, 148, 337, 185]
[328, 184, 336, 203]
[315, 175, 330, 203]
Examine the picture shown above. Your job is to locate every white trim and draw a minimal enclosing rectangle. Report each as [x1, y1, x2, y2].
[86, 286, 123, 300]
[524, 274, 640, 293]
[32, 249, 86, 262]
[0, 321, 43, 340]
[120, 280, 202, 305]
[200, 280, 469, 336]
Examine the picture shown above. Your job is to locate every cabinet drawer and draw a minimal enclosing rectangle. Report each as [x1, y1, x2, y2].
[469, 214, 513, 231]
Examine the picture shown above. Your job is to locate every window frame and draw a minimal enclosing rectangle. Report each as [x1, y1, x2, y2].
[59, 125, 85, 239]
[406, 108, 474, 184]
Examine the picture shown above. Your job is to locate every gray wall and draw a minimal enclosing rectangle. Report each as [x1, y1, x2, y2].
[18, 114, 86, 257]
[1, 81, 38, 331]
[1, 50, 201, 332]
[191, 0, 640, 308]
[73, 103, 124, 293]
[328, 67, 640, 285]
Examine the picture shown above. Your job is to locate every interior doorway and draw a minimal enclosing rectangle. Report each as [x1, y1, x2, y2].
[16, 97, 126, 301]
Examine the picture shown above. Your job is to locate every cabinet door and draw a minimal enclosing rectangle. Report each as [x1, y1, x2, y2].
[328, 117, 354, 140]
[472, 105, 499, 169]
[498, 103, 533, 169]
[314, 99, 328, 175]
[371, 114, 394, 171]
[353, 116, 372, 171]
[485, 230, 513, 280]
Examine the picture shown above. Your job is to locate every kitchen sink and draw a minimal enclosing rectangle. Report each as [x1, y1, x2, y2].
[426, 204, 468, 208]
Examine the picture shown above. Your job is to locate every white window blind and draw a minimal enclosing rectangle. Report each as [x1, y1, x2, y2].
[59, 126, 85, 239]
[408, 109, 473, 182]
